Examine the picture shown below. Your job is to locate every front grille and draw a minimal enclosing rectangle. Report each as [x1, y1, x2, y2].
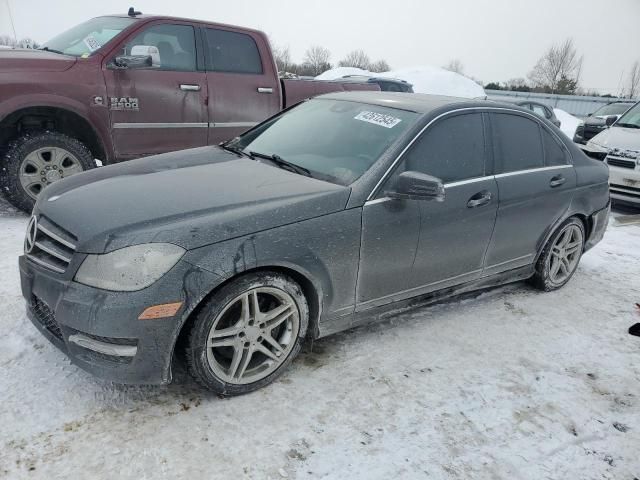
[611, 184, 640, 198]
[607, 157, 637, 169]
[25, 216, 77, 274]
[32, 296, 63, 341]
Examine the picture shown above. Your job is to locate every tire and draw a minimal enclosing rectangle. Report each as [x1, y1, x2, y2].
[530, 217, 586, 291]
[0, 131, 95, 213]
[186, 271, 309, 396]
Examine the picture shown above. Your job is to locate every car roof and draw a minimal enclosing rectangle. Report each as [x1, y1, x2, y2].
[316, 91, 489, 114]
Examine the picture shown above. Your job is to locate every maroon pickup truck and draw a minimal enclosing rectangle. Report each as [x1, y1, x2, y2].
[0, 10, 378, 211]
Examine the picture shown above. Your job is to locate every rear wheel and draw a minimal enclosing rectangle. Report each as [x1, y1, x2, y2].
[1, 132, 95, 212]
[530, 217, 585, 291]
[186, 272, 309, 396]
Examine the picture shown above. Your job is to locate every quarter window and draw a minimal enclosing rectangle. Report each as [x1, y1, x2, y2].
[401, 113, 486, 183]
[205, 28, 263, 74]
[492, 113, 544, 173]
[125, 24, 196, 71]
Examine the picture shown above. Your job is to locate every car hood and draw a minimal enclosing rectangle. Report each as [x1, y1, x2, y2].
[0, 49, 77, 72]
[588, 126, 640, 151]
[36, 147, 350, 253]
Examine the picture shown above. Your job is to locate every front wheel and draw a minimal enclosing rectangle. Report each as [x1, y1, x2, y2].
[1, 132, 95, 212]
[530, 217, 585, 291]
[186, 272, 309, 396]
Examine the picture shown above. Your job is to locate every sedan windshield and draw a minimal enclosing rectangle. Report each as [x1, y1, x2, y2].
[41, 17, 136, 57]
[230, 99, 419, 185]
[614, 102, 640, 129]
[593, 103, 633, 117]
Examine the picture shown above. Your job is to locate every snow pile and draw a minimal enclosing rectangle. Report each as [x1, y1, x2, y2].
[316, 65, 486, 99]
[554, 108, 581, 139]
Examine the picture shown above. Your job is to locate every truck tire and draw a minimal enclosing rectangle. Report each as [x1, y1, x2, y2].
[1, 131, 95, 212]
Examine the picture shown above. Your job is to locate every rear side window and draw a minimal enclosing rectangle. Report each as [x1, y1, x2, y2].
[542, 129, 569, 166]
[402, 113, 486, 183]
[205, 28, 263, 74]
[125, 24, 196, 71]
[492, 113, 544, 173]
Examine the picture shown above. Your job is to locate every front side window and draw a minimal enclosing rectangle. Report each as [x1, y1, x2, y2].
[42, 16, 136, 57]
[125, 24, 196, 71]
[399, 113, 486, 183]
[230, 99, 418, 185]
[492, 113, 544, 173]
[205, 28, 262, 74]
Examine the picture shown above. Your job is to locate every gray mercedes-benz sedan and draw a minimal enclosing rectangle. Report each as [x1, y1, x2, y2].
[19, 92, 610, 395]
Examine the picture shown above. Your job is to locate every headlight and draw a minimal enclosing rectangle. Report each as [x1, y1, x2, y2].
[75, 243, 185, 291]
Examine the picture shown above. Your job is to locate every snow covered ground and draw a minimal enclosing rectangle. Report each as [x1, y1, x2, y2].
[1, 195, 639, 480]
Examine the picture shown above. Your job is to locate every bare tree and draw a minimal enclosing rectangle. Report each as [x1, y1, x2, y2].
[369, 59, 390, 73]
[303, 45, 332, 76]
[272, 44, 292, 74]
[443, 59, 464, 75]
[528, 38, 583, 94]
[339, 50, 371, 70]
[0, 35, 16, 47]
[16, 37, 40, 49]
[627, 61, 640, 99]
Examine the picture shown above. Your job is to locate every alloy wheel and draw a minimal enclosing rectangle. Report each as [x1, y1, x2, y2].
[19, 146, 84, 199]
[548, 224, 583, 284]
[205, 287, 300, 385]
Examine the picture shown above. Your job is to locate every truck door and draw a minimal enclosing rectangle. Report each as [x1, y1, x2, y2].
[103, 22, 208, 159]
[202, 27, 280, 145]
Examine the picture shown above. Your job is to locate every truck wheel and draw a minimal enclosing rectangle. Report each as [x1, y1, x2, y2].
[1, 132, 95, 212]
[186, 271, 309, 396]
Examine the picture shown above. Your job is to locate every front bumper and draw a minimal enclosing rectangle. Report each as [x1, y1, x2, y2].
[608, 165, 640, 206]
[19, 255, 218, 384]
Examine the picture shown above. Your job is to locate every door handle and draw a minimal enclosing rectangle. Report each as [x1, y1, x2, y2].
[467, 190, 492, 208]
[549, 175, 566, 188]
[180, 84, 201, 91]
[257, 87, 273, 94]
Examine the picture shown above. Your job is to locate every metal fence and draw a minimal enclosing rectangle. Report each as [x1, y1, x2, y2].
[485, 89, 637, 118]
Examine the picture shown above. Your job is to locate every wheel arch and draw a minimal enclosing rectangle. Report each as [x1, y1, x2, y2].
[0, 105, 107, 162]
[534, 212, 590, 265]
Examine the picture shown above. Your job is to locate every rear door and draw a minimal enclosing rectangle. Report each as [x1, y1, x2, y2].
[202, 27, 280, 144]
[483, 112, 576, 275]
[104, 22, 208, 158]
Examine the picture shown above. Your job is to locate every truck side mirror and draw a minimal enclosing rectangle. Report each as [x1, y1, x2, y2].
[386, 171, 445, 202]
[605, 116, 617, 127]
[110, 45, 160, 70]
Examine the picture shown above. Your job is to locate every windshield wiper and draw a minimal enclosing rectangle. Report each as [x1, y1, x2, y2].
[248, 151, 312, 177]
[615, 122, 640, 129]
[219, 142, 253, 159]
[38, 46, 66, 55]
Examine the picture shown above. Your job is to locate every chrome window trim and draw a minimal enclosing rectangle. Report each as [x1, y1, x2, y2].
[366, 106, 571, 201]
[113, 122, 208, 129]
[444, 175, 494, 188]
[209, 122, 258, 128]
[493, 164, 573, 179]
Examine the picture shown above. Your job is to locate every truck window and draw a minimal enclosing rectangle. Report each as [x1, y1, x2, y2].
[204, 28, 263, 74]
[125, 24, 196, 72]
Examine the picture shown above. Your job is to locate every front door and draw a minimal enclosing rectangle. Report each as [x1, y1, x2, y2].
[202, 27, 280, 145]
[104, 22, 208, 158]
[483, 112, 577, 275]
[356, 112, 498, 311]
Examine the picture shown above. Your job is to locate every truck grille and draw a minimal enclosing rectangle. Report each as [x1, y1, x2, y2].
[25, 216, 77, 274]
[606, 157, 636, 169]
[32, 296, 63, 341]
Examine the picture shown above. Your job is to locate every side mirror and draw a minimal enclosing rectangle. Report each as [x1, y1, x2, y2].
[587, 113, 592, 117]
[386, 171, 445, 202]
[605, 116, 617, 127]
[111, 45, 160, 70]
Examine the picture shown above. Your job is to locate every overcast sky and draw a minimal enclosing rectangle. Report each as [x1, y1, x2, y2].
[2, 0, 639, 94]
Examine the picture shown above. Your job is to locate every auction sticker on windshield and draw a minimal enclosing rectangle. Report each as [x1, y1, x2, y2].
[83, 35, 102, 52]
[354, 111, 402, 128]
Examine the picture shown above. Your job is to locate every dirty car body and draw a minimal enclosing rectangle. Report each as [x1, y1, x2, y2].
[19, 92, 610, 388]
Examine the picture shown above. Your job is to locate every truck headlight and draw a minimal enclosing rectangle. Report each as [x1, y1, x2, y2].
[75, 243, 185, 291]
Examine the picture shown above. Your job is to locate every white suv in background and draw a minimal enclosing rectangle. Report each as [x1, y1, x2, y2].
[582, 101, 640, 207]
